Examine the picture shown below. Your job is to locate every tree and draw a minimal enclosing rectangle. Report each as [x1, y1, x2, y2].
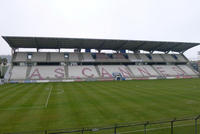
[2, 58, 7, 65]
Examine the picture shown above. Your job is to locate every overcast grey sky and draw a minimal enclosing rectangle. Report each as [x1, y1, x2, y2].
[0, 0, 200, 60]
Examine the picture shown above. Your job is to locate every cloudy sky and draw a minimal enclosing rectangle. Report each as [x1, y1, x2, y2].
[0, 0, 200, 60]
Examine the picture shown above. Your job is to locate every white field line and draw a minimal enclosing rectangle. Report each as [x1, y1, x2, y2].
[45, 86, 53, 108]
[117, 123, 195, 134]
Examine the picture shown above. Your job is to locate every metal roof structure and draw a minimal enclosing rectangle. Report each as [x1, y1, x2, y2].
[2, 36, 199, 53]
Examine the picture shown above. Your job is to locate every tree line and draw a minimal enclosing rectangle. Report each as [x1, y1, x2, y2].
[0, 57, 8, 65]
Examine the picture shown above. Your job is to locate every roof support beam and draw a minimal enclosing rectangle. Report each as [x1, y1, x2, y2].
[34, 38, 39, 51]
[97, 41, 106, 50]
[164, 44, 182, 53]
[114, 41, 128, 50]
[132, 42, 146, 51]
[165, 51, 170, 54]
[56, 39, 60, 49]
[149, 43, 166, 52]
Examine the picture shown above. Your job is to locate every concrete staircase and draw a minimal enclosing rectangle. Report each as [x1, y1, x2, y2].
[95, 65, 101, 77]
[160, 54, 167, 63]
[64, 65, 68, 78]
[126, 65, 135, 77]
[4, 65, 12, 82]
[151, 65, 164, 77]
[46, 53, 51, 62]
[135, 54, 141, 60]
[78, 53, 83, 61]
[26, 66, 32, 79]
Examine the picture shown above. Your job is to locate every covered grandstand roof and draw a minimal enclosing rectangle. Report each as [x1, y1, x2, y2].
[2, 36, 199, 52]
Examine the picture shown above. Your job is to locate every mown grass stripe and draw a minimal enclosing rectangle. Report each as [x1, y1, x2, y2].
[0, 84, 25, 99]
[0, 79, 200, 134]
[0, 83, 48, 132]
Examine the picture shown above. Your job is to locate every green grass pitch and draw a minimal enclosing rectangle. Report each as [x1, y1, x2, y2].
[0, 79, 200, 134]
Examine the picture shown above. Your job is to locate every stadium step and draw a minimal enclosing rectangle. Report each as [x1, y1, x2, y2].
[160, 54, 167, 62]
[12, 53, 17, 62]
[95, 65, 101, 77]
[47, 53, 51, 62]
[26, 66, 32, 79]
[64, 65, 68, 78]
[181, 54, 189, 62]
[151, 66, 164, 77]
[126, 66, 135, 77]
[78, 53, 83, 61]
[187, 65, 199, 75]
[134, 53, 141, 60]
[176, 65, 189, 75]
[3, 65, 12, 81]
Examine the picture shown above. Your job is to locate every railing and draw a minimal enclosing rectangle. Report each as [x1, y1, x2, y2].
[4, 114, 200, 134]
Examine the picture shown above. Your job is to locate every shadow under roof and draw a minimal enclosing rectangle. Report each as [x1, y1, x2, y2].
[2, 36, 199, 53]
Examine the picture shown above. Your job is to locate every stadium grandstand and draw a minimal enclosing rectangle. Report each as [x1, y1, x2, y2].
[2, 36, 200, 83]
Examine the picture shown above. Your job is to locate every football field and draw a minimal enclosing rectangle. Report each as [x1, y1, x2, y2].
[0, 79, 200, 134]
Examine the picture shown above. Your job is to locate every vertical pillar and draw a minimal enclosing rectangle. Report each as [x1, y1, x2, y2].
[114, 124, 117, 134]
[195, 115, 200, 134]
[144, 121, 149, 134]
[171, 120, 174, 134]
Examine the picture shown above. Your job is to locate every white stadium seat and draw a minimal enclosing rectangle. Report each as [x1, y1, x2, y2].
[14, 52, 27, 62]
[162, 54, 177, 62]
[8, 52, 199, 81]
[10, 66, 27, 80]
[138, 54, 151, 62]
[112, 53, 126, 59]
[68, 65, 99, 78]
[29, 66, 66, 80]
[68, 53, 79, 61]
[127, 54, 140, 62]
[153, 65, 186, 76]
[50, 53, 65, 62]
[82, 53, 95, 62]
[98, 65, 132, 78]
[178, 65, 197, 75]
[128, 65, 159, 77]
[96, 53, 110, 60]
[32, 53, 47, 62]
[150, 54, 164, 62]
[175, 54, 188, 62]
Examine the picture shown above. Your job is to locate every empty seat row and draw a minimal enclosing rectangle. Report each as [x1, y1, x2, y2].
[10, 66, 27, 80]
[29, 66, 66, 79]
[153, 65, 186, 76]
[13, 52, 188, 63]
[9, 64, 199, 80]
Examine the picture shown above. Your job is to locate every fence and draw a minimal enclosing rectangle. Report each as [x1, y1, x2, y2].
[5, 114, 200, 134]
